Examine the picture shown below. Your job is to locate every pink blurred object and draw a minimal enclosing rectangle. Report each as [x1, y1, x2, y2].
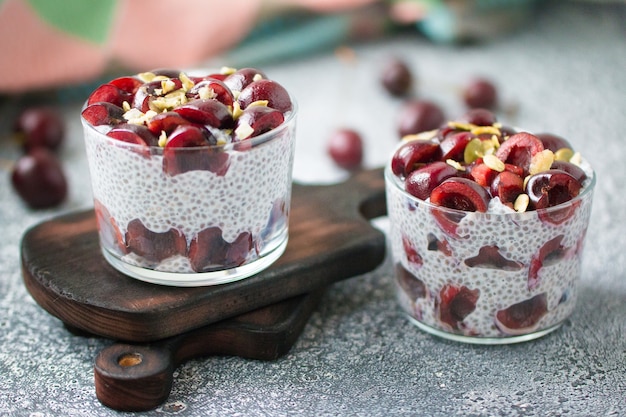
[0, 0, 378, 94]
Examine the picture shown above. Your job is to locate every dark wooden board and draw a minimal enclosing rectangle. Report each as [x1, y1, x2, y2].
[21, 168, 387, 342]
[94, 289, 325, 412]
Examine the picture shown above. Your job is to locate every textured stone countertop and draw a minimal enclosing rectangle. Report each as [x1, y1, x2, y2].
[1, 2, 625, 416]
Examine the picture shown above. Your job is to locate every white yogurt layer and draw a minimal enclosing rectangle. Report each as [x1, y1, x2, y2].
[386, 165, 595, 340]
[83, 118, 296, 273]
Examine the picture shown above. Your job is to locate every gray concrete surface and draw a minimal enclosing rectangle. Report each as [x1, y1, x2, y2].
[1, 2, 624, 416]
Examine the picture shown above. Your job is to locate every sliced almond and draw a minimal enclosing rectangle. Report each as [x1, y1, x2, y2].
[446, 159, 464, 171]
[483, 154, 505, 172]
[235, 121, 254, 140]
[529, 149, 555, 175]
[402, 129, 438, 142]
[514, 194, 530, 213]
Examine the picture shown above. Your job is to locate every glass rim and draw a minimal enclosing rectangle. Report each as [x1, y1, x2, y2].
[384, 158, 596, 218]
[80, 97, 298, 152]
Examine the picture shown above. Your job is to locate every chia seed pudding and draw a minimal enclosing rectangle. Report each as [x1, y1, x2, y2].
[385, 109, 595, 343]
[81, 68, 297, 286]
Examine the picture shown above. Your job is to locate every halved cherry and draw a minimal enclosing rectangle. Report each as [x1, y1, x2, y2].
[469, 163, 498, 187]
[106, 123, 159, 147]
[87, 83, 132, 107]
[495, 293, 548, 335]
[108, 76, 143, 94]
[440, 131, 473, 161]
[132, 78, 184, 112]
[526, 169, 582, 210]
[187, 79, 234, 107]
[235, 106, 285, 140]
[528, 235, 565, 290]
[223, 67, 267, 92]
[464, 245, 523, 270]
[436, 284, 480, 330]
[495, 132, 544, 175]
[396, 263, 427, 300]
[81, 102, 125, 126]
[426, 233, 453, 256]
[490, 170, 524, 207]
[405, 161, 457, 200]
[391, 140, 442, 178]
[163, 125, 230, 176]
[147, 111, 193, 135]
[535, 132, 573, 153]
[188, 227, 253, 272]
[93, 200, 127, 255]
[237, 79, 292, 113]
[125, 218, 187, 263]
[550, 160, 587, 184]
[402, 235, 423, 266]
[174, 99, 234, 129]
[430, 177, 490, 212]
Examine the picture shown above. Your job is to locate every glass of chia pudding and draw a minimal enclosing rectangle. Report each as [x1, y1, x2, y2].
[385, 109, 595, 344]
[81, 67, 297, 286]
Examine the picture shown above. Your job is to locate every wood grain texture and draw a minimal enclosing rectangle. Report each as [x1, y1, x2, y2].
[94, 290, 325, 412]
[21, 168, 387, 342]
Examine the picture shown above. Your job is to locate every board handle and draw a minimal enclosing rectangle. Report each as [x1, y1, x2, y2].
[94, 342, 176, 412]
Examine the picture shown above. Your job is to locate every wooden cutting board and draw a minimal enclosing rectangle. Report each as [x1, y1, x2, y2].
[93, 289, 325, 411]
[21, 168, 387, 343]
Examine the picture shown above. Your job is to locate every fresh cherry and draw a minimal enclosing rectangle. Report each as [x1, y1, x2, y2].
[525, 169, 582, 210]
[188, 227, 253, 272]
[187, 79, 234, 107]
[459, 108, 497, 126]
[536, 132, 573, 152]
[223, 68, 267, 92]
[147, 111, 194, 135]
[550, 160, 587, 184]
[469, 163, 498, 187]
[163, 125, 229, 176]
[235, 106, 285, 140]
[174, 99, 233, 129]
[436, 284, 480, 330]
[81, 102, 125, 126]
[528, 235, 565, 290]
[87, 83, 133, 107]
[405, 161, 457, 200]
[397, 100, 445, 137]
[396, 263, 427, 300]
[14, 107, 65, 151]
[490, 171, 524, 207]
[463, 78, 498, 109]
[380, 57, 413, 96]
[495, 132, 544, 175]
[430, 177, 490, 212]
[440, 131, 473, 161]
[107, 123, 159, 147]
[11, 148, 67, 209]
[391, 140, 442, 178]
[132, 78, 184, 112]
[125, 218, 187, 263]
[494, 293, 548, 335]
[464, 245, 523, 270]
[108, 76, 143, 94]
[326, 128, 363, 170]
[237, 79, 292, 113]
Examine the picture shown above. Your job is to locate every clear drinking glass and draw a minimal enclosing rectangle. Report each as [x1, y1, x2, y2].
[385, 158, 595, 344]
[82, 102, 297, 286]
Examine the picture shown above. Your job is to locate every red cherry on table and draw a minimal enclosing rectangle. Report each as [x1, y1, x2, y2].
[14, 107, 65, 151]
[11, 148, 67, 209]
[327, 128, 364, 170]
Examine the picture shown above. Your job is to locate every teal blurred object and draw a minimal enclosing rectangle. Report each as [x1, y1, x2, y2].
[409, 0, 540, 43]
